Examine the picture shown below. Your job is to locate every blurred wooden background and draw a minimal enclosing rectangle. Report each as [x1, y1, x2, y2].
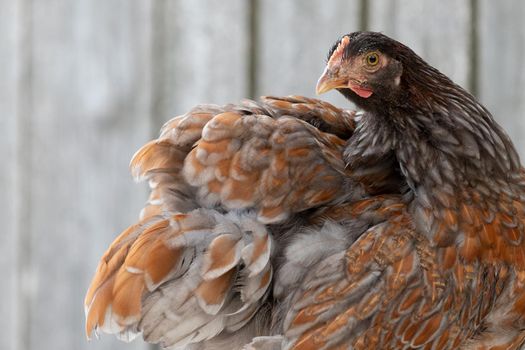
[1, 0, 524, 349]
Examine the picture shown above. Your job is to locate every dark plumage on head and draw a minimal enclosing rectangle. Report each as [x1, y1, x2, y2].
[317, 31, 457, 115]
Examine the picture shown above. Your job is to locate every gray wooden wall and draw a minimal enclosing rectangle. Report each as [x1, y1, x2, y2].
[1, 1, 524, 350]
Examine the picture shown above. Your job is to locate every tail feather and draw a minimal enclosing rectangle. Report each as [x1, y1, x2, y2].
[85, 210, 273, 347]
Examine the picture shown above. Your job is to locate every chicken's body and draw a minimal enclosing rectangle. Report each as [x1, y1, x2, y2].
[85, 32, 525, 349]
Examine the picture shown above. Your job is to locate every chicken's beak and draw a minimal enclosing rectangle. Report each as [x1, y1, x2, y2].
[316, 67, 348, 95]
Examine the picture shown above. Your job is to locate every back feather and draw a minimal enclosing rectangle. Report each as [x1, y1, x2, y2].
[84, 96, 357, 347]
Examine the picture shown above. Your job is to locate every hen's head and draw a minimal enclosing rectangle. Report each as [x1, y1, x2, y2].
[317, 31, 450, 113]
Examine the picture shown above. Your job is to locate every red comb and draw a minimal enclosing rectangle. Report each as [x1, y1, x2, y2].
[328, 36, 350, 67]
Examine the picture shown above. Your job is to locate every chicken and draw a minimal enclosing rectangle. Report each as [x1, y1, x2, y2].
[85, 32, 525, 349]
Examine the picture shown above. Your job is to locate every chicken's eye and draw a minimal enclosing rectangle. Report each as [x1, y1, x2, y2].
[366, 52, 380, 66]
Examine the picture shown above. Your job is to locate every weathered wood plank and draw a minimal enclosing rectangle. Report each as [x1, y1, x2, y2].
[369, 0, 471, 89]
[151, 0, 250, 129]
[27, 1, 153, 349]
[0, 0, 19, 349]
[479, 0, 525, 158]
[257, 0, 361, 108]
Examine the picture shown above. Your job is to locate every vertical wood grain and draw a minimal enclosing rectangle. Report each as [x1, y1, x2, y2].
[369, 0, 472, 89]
[479, 0, 525, 157]
[26, 1, 152, 349]
[150, 0, 250, 131]
[256, 0, 361, 108]
[0, 0, 20, 349]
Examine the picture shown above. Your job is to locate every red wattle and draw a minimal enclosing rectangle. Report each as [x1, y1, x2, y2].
[349, 84, 373, 98]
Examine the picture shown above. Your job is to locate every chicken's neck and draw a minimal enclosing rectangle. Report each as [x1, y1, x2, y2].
[347, 86, 520, 192]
